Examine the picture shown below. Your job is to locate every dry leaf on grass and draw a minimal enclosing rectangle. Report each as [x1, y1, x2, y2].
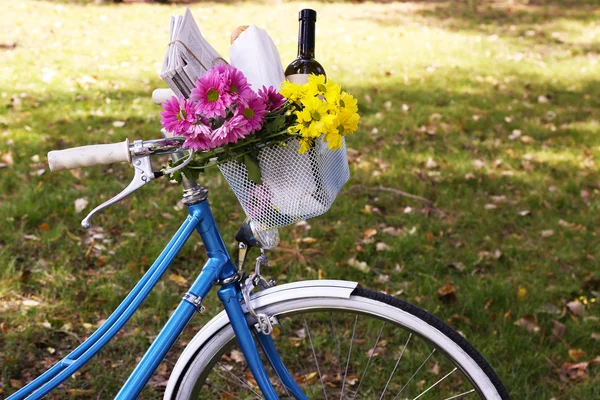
[515, 314, 540, 333]
[568, 349, 586, 361]
[437, 284, 458, 303]
[566, 301, 584, 316]
[552, 320, 566, 340]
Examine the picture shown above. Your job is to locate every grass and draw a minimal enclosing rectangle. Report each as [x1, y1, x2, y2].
[1, 0, 599, 398]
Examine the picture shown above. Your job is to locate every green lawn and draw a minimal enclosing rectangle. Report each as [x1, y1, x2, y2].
[1, 0, 599, 398]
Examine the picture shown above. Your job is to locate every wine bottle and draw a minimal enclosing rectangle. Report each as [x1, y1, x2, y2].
[285, 9, 326, 84]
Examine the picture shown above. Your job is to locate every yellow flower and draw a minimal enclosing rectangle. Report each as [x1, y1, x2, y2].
[307, 74, 341, 102]
[298, 137, 314, 154]
[337, 107, 360, 136]
[338, 91, 358, 114]
[280, 80, 307, 105]
[294, 96, 336, 138]
[324, 129, 343, 150]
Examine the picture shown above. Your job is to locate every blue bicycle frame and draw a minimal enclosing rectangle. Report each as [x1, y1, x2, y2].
[8, 198, 307, 400]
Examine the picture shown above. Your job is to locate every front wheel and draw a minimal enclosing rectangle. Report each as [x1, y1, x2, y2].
[169, 286, 510, 399]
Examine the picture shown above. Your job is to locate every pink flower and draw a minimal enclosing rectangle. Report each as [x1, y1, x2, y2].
[190, 69, 228, 119]
[210, 115, 252, 146]
[235, 93, 267, 133]
[224, 67, 253, 101]
[258, 85, 285, 111]
[183, 122, 213, 151]
[160, 96, 197, 135]
[247, 184, 273, 219]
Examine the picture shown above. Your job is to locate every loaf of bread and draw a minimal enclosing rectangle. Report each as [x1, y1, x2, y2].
[231, 26, 249, 44]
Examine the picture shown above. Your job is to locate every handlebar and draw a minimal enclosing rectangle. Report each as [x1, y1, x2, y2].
[47, 137, 186, 172]
[46, 89, 188, 228]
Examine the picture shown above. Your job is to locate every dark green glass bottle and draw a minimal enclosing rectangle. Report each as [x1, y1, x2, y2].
[284, 9, 326, 84]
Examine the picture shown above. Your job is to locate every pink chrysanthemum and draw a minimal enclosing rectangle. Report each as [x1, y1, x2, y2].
[190, 69, 228, 118]
[258, 85, 285, 111]
[160, 96, 197, 135]
[210, 115, 252, 146]
[236, 93, 268, 133]
[183, 122, 213, 151]
[224, 67, 253, 101]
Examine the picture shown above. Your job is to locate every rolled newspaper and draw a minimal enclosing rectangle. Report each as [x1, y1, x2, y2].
[229, 25, 285, 91]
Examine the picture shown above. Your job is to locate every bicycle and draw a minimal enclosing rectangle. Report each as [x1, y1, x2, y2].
[7, 124, 511, 399]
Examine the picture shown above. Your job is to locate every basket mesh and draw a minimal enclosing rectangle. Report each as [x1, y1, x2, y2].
[218, 136, 350, 230]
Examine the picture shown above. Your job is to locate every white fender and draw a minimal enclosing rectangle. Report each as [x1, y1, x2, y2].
[164, 280, 358, 399]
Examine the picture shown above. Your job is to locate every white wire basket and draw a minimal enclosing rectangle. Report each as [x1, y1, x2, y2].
[218, 136, 350, 230]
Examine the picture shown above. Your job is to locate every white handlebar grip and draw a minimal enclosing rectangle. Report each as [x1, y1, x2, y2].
[48, 139, 131, 172]
[152, 88, 176, 104]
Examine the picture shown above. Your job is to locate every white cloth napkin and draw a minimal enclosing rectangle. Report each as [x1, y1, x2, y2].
[229, 25, 285, 91]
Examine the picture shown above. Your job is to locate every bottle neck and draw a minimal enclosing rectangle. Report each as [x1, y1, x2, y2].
[297, 18, 316, 59]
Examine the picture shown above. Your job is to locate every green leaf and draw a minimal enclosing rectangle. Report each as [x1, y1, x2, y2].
[181, 166, 201, 182]
[244, 154, 262, 185]
[170, 169, 183, 184]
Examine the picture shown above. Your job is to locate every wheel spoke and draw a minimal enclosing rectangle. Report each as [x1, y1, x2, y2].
[329, 312, 343, 381]
[393, 348, 436, 400]
[444, 389, 476, 399]
[353, 322, 386, 399]
[304, 316, 329, 400]
[340, 314, 359, 400]
[279, 319, 315, 398]
[379, 333, 412, 400]
[205, 380, 248, 400]
[257, 338, 293, 399]
[215, 362, 263, 399]
[412, 367, 457, 400]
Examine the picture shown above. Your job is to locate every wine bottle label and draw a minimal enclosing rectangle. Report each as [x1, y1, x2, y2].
[286, 74, 310, 84]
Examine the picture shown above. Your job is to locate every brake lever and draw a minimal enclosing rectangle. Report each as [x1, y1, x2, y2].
[81, 153, 155, 229]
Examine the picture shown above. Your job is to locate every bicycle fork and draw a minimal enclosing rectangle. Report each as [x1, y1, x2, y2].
[219, 283, 309, 400]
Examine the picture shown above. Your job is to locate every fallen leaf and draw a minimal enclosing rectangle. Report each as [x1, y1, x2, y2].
[382, 226, 405, 236]
[540, 230, 554, 238]
[591, 332, 600, 341]
[229, 349, 245, 363]
[508, 129, 522, 140]
[472, 159, 485, 170]
[298, 237, 317, 245]
[569, 348, 586, 361]
[363, 228, 377, 238]
[566, 301, 584, 316]
[552, 320, 566, 340]
[1, 152, 14, 167]
[74, 198, 89, 213]
[347, 257, 370, 273]
[446, 262, 465, 272]
[67, 389, 94, 396]
[10, 379, 22, 389]
[515, 314, 540, 333]
[425, 157, 438, 169]
[520, 135, 535, 144]
[437, 283, 458, 303]
[168, 273, 188, 286]
[23, 234, 40, 241]
[375, 242, 390, 252]
[558, 362, 588, 382]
